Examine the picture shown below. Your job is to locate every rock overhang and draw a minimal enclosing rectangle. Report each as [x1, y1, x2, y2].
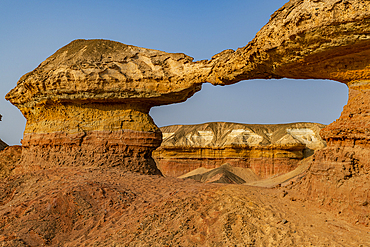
[5, 39, 210, 108]
[207, 0, 370, 85]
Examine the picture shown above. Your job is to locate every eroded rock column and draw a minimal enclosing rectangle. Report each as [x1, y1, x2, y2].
[20, 102, 162, 174]
[6, 39, 211, 175]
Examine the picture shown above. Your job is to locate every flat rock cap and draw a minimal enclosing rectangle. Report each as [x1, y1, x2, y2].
[6, 39, 209, 106]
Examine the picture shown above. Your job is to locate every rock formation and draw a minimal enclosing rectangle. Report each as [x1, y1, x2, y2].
[0, 139, 7, 152]
[5, 39, 212, 175]
[205, 0, 370, 226]
[180, 163, 260, 184]
[0, 114, 8, 152]
[154, 122, 326, 178]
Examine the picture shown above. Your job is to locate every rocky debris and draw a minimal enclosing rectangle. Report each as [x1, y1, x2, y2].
[5, 39, 211, 175]
[153, 122, 326, 178]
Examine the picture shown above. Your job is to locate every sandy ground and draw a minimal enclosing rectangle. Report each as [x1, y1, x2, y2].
[0, 165, 369, 246]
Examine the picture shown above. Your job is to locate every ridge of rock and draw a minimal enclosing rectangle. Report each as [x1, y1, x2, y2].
[184, 163, 248, 184]
[6, 39, 211, 107]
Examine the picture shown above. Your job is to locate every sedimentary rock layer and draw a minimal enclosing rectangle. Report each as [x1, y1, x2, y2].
[153, 122, 326, 178]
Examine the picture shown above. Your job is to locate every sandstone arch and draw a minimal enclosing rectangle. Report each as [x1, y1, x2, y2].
[2, 0, 370, 244]
[0, 114, 8, 152]
[6, 0, 370, 179]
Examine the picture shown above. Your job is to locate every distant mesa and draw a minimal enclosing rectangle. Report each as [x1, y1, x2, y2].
[153, 122, 326, 178]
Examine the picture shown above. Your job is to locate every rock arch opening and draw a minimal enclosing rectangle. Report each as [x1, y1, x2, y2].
[150, 79, 348, 126]
[151, 79, 348, 178]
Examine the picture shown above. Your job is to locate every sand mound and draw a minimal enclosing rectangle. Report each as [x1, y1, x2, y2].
[0, 139, 7, 152]
[178, 167, 211, 178]
[182, 163, 260, 184]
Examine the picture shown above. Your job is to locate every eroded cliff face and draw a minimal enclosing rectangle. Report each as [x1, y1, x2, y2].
[5, 39, 212, 175]
[153, 122, 326, 178]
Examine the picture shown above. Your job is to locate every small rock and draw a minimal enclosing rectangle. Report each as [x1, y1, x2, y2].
[280, 191, 288, 198]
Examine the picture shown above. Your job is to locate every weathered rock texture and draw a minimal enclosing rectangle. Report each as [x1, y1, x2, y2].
[2, 0, 370, 244]
[0, 146, 22, 179]
[5, 39, 212, 174]
[205, 0, 370, 226]
[153, 122, 326, 178]
[181, 163, 260, 184]
[207, 0, 370, 84]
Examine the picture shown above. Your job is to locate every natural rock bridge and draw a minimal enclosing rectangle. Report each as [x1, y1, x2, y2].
[6, 0, 370, 225]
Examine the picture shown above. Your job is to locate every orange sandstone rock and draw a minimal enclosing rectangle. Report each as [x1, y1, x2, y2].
[5, 39, 211, 174]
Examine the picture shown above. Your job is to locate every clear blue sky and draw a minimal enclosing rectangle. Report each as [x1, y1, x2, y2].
[0, 0, 348, 145]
